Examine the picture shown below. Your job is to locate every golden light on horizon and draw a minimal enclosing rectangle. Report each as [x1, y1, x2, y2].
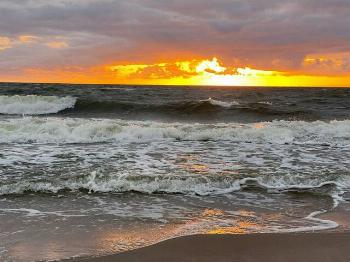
[108, 57, 283, 86]
[195, 58, 226, 74]
[1, 57, 349, 87]
[107, 57, 350, 87]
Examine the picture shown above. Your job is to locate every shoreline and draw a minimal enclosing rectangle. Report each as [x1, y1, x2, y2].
[65, 233, 350, 262]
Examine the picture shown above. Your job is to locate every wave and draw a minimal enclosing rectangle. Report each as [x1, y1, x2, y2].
[0, 95, 304, 120]
[1, 117, 350, 145]
[0, 95, 76, 115]
[258, 101, 273, 105]
[1, 171, 348, 196]
[201, 98, 240, 108]
[61, 98, 308, 121]
[71, 98, 241, 114]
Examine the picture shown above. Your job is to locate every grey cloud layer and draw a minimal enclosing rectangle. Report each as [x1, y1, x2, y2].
[0, 0, 350, 71]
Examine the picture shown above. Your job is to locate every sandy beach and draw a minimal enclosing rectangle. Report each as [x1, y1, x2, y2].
[66, 233, 350, 262]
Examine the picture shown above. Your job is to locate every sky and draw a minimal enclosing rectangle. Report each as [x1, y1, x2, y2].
[0, 0, 350, 86]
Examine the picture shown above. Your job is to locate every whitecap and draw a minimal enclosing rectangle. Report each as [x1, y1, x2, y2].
[203, 98, 240, 108]
[1, 117, 350, 145]
[0, 95, 76, 115]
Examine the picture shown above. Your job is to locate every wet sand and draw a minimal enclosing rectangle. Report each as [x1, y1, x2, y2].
[66, 233, 350, 262]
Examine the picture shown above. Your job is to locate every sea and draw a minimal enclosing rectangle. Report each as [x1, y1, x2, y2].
[0, 83, 350, 261]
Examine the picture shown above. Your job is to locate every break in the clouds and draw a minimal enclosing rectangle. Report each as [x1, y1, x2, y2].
[0, 0, 350, 84]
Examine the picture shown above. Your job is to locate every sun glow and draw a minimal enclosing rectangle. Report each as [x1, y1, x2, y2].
[108, 58, 285, 86]
[195, 58, 226, 74]
[2, 57, 349, 87]
[107, 57, 350, 87]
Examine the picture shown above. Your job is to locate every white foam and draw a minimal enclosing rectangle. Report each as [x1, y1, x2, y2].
[275, 210, 339, 233]
[1, 117, 350, 145]
[258, 101, 273, 105]
[246, 178, 345, 192]
[204, 98, 240, 108]
[0, 172, 242, 196]
[1, 170, 349, 197]
[0, 95, 76, 115]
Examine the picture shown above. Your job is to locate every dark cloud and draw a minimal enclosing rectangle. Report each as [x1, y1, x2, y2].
[0, 0, 349, 74]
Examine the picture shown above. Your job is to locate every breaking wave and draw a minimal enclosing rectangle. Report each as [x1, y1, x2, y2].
[201, 98, 240, 108]
[56, 98, 312, 121]
[0, 95, 76, 115]
[0, 95, 306, 120]
[1, 117, 350, 145]
[70, 98, 242, 114]
[1, 171, 349, 196]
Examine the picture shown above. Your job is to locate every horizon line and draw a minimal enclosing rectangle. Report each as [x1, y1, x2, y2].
[1, 81, 349, 89]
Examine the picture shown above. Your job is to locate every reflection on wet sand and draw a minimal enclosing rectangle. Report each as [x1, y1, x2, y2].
[91, 208, 266, 257]
[9, 240, 69, 262]
[93, 224, 180, 254]
[2, 200, 333, 262]
[208, 221, 260, 234]
[205, 209, 262, 234]
[5, 224, 183, 261]
[173, 208, 265, 236]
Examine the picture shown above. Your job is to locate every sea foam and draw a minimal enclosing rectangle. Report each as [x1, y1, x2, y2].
[203, 98, 240, 108]
[1, 171, 349, 197]
[1, 117, 350, 145]
[0, 95, 76, 115]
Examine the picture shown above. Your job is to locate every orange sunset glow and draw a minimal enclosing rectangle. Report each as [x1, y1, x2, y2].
[2, 57, 350, 87]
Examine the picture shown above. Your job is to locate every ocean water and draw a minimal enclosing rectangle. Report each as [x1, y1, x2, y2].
[0, 83, 350, 261]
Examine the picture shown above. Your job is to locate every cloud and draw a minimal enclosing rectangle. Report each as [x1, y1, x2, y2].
[0, 0, 349, 82]
[303, 52, 350, 75]
[0, 36, 12, 51]
[46, 41, 68, 49]
[18, 35, 40, 43]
